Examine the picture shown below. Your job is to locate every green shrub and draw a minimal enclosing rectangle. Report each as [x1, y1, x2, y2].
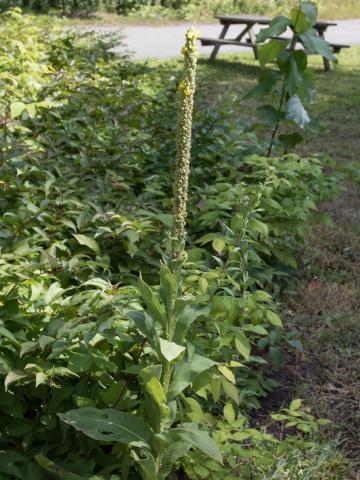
[0, 0, 100, 15]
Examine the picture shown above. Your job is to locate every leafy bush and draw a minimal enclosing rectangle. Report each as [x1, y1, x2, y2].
[0, 0, 100, 15]
[0, 6, 343, 479]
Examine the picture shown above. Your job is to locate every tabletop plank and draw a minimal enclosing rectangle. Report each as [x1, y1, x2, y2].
[216, 14, 337, 28]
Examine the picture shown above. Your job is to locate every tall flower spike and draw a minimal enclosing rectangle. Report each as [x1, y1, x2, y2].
[172, 27, 199, 262]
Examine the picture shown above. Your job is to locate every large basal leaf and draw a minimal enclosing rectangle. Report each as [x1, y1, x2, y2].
[168, 353, 217, 400]
[144, 376, 170, 432]
[173, 304, 209, 345]
[134, 452, 157, 480]
[126, 309, 157, 346]
[138, 277, 166, 328]
[35, 454, 83, 480]
[165, 428, 223, 464]
[159, 442, 191, 480]
[58, 408, 153, 448]
[159, 338, 185, 362]
[159, 264, 178, 316]
[286, 94, 310, 128]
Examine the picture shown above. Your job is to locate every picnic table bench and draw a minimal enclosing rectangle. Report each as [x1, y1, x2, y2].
[199, 14, 350, 71]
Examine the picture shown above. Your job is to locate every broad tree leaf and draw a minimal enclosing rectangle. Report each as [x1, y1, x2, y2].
[159, 338, 185, 362]
[82, 278, 112, 290]
[291, 9, 311, 33]
[73, 234, 100, 254]
[20, 341, 37, 358]
[257, 16, 290, 43]
[10, 101, 26, 119]
[285, 57, 303, 94]
[258, 39, 288, 67]
[266, 310, 283, 327]
[286, 94, 310, 128]
[299, 30, 336, 62]
[217, 365, 236, 384]
[293, 49, 308, 71]
[165, 428, 222, 464]
[35, 372, 48, 388]
[235, 332, 251, 361]
[242, 70, 278, 100]
[0, 324, 20, 347]
[44, 282, 65, 305]
[300, 1, 318, 26]
[4, 370, 28, 391]
[257, 105, 284, 127]
[58, 408, 153, 448]
[223, 401, 236, 424]
[278, 132, 304, 149]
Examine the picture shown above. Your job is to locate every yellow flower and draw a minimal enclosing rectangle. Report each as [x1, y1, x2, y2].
[178, 80, 187, 91]
[186, 28, 201, 41]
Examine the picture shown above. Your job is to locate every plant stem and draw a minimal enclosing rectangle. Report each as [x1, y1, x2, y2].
[267, 4, 301, 157]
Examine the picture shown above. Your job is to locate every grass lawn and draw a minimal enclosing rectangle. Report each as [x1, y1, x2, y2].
[146, 46, 360, 476]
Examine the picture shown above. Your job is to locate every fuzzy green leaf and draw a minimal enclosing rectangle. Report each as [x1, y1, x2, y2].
[58, 408, 152, 448]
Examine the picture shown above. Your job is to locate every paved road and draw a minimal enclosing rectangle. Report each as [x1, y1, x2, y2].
[91, 19, 360, 59]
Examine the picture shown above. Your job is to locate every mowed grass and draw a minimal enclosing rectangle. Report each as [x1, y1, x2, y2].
[148, 46, 360, 475]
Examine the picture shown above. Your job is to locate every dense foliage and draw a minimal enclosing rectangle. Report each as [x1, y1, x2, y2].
[0, 6, 342, 479]
[0, 0, 100, 15]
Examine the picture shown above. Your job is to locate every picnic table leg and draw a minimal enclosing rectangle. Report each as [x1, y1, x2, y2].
[235, 23, 258, 60]
[248, 28, 258, 59]
[318, 28, 331, 71]
[210, 24, 229, 61]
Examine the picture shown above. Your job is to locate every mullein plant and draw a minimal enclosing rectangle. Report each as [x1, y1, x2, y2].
[59, 29, 223, 480]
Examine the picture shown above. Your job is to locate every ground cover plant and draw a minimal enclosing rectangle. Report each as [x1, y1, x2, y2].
[0, 4, 357, 479]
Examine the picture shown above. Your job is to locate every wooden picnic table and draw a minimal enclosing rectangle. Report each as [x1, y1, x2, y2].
[200, 14, 349, 71]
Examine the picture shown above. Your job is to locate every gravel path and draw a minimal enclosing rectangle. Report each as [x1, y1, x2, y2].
[90, 19, 360, 59]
